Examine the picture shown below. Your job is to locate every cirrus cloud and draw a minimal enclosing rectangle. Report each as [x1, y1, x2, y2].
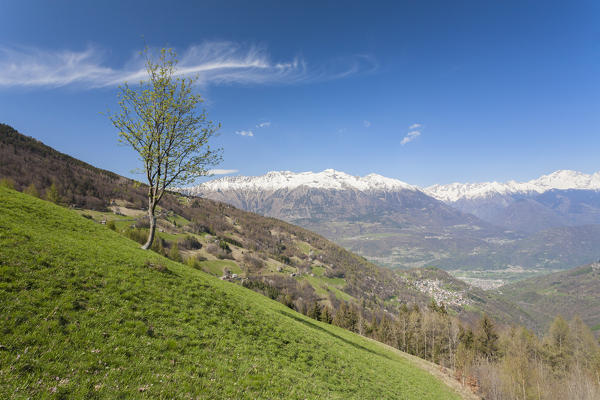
[0, 42, 377, 89]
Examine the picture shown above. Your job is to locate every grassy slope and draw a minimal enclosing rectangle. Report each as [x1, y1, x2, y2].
[0, 187, 462, 399]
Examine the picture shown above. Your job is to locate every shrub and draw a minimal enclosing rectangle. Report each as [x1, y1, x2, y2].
[134, 218, 150, 229]
[45, 183, 62, 204]
[168, 243, 182, 262]
[23, 183, 39, 197]
[124, 228, 147, 245]
[278, 255, 292, 265]
[188, 221, 214, 235]
[207, 243, 234, 260]
[218, 240, 232, 253]
[220, 236, 243, 248]
[185, 256, 202, 270]
[242, 279, 282, 300]
[0, 177, 16, 190]
[243, 254, 264, 272]
[325, 268, 345, 279]
[179, 235, 202, 250]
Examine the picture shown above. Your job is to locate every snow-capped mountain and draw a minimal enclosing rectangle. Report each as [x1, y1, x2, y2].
[184, 169, 416, 195]
[425, 170, 600, 202]
[425, 170, 600, 233]
[181, 169, 444, 223]
[180, 168, 600, 271]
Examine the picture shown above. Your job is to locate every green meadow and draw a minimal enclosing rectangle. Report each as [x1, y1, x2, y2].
[0, 187, 461, 399]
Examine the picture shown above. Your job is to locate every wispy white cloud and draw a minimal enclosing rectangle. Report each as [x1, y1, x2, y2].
[207, 169, 238, 175]
[0, 46, 113, 88]
[401, 124, 423, 145]
[0, 42, 377, 89]
[237, 120, 270, 138]
[256, 121, 271, 128]
[363, 120, 371, 128]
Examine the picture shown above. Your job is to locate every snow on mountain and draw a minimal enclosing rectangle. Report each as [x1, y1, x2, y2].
[426, 170, 600, 202]
[182, 169, 600, 202]
[183, 169, 417, 194]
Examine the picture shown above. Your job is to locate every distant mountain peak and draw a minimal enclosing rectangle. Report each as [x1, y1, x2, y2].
[184, 169, 417, 194]
[426, 169, 600, 202]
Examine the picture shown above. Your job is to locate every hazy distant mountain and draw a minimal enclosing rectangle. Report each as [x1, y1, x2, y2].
[426, 170, 600, 233]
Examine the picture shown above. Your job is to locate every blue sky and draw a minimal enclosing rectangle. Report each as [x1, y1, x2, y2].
[1, 1, 599, 186]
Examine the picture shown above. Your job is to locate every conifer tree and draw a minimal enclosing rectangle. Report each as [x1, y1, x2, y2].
[320, 307, 333, 324]
[308, 301, 321, 320]
[476, 314, 499, 361]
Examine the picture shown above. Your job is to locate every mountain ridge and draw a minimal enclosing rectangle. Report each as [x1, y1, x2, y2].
[184, 169, 417, 193]
[183, 168, 600, 200]
[426, 170, 600, 202]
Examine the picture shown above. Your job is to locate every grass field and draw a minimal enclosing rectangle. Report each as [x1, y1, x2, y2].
[199, 259, 242, 276]
[0, 187, 463, 399]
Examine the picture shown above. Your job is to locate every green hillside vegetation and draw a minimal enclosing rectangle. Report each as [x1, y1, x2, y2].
[0, 187, 464, 399]
[499, 262, 600, 336]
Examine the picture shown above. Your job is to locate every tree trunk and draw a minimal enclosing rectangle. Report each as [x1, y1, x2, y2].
[142, 203, 156, 250]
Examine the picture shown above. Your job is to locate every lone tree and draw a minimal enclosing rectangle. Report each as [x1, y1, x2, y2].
[109, 48, 221, 250]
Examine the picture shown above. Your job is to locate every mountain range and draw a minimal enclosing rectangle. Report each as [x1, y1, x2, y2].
[182, 169, 600, 274]
[427, 170, 600, 233]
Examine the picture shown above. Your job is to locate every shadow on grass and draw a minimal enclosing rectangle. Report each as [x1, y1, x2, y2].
[277, 309, 393, 361]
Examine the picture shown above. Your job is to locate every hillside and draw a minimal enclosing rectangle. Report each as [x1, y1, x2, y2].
[0, 187, 471, 399]
[183, 170, 600, 275]
[0, 124, 422, 313]
[498, 262, 600, 336]
[0, 123, 136, 210]
[0, 124, 525, 325]
[1, 124, 550, 340]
